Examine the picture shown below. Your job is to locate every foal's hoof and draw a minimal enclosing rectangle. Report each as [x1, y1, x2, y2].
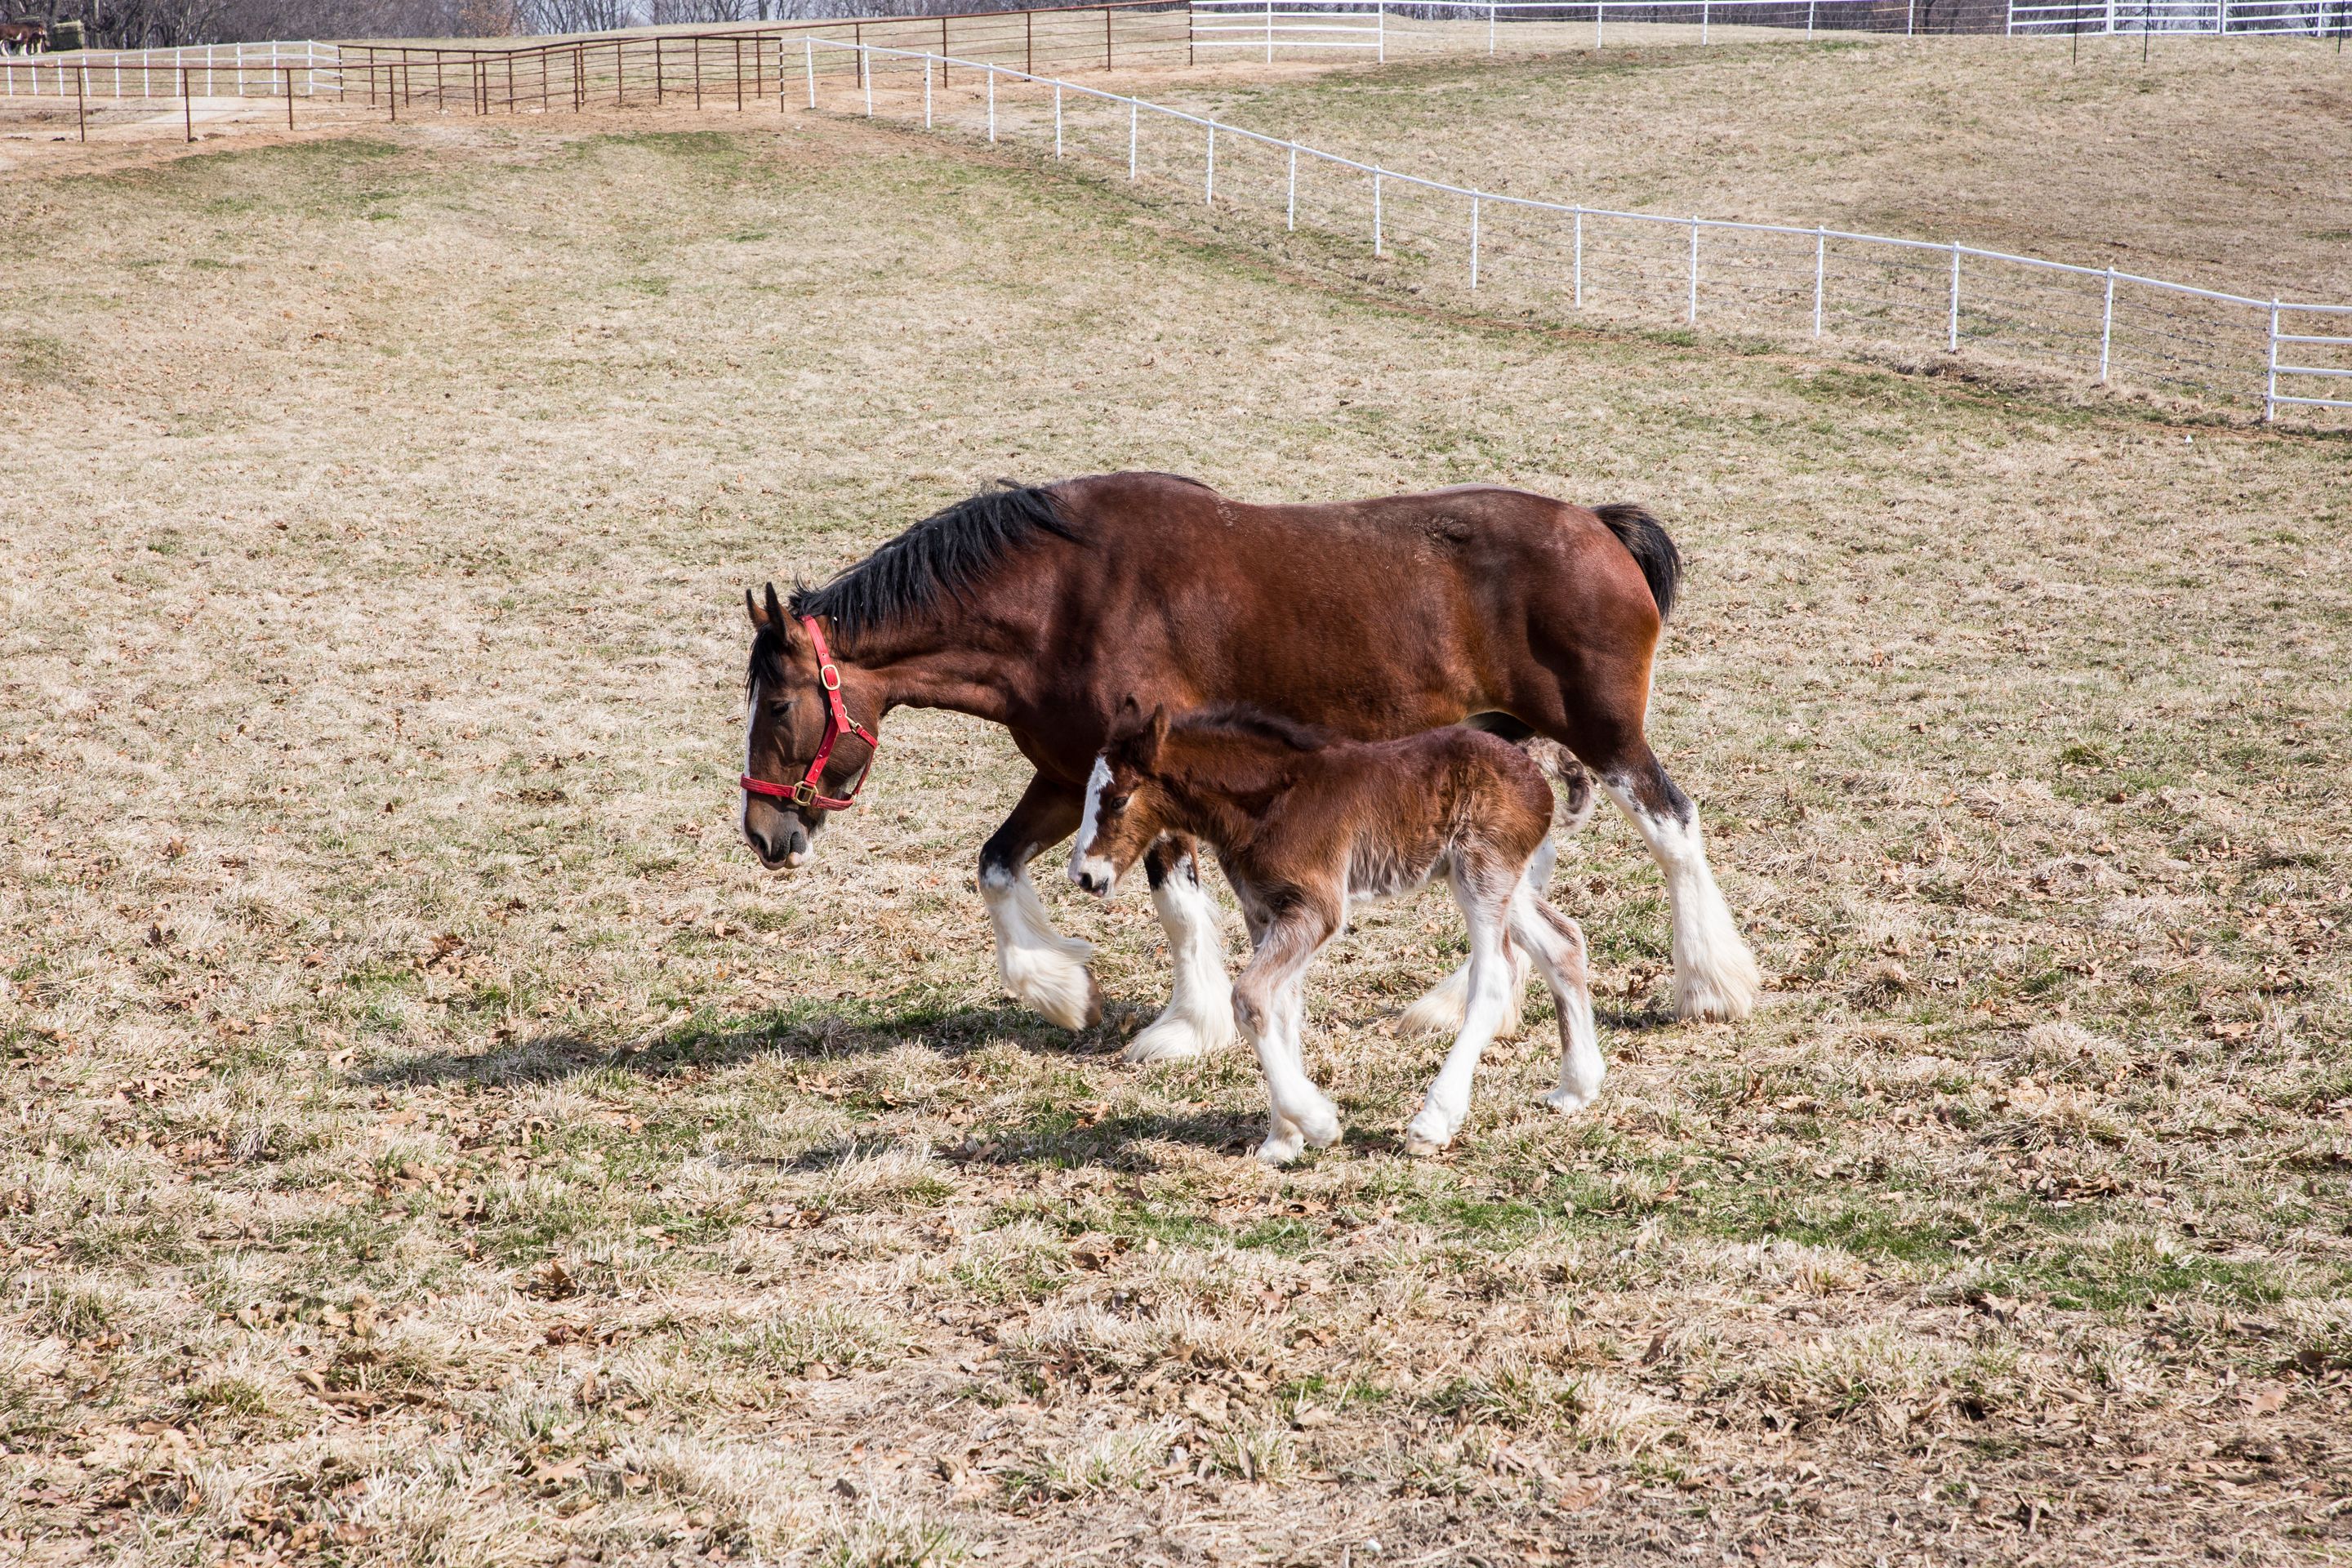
[1403, 1132, 1450, 1159]
[1123, 1005, 1233, 1064]
[1542, 1086, 1595, 1116]
[1403, 1107, 1454, 1157]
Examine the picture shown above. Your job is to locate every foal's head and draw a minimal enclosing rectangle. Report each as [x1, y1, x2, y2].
[1068, 701, 1174, 898]
[741, 583, 880, 871]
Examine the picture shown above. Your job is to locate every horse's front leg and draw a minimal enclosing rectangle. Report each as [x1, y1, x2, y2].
[1123, 835, 1240, 1065]
[978, 773, 1096, 1031]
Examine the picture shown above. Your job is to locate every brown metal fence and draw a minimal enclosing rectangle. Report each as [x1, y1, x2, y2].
[339, 3, 1196, 118]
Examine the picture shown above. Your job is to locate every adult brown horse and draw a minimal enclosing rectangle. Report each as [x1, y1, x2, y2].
[741, 472, 1758, 1061]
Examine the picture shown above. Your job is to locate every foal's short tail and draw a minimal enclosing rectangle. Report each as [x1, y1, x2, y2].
[1592, 503, 1682, 623]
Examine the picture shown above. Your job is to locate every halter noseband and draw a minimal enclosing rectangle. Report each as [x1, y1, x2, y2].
[741, 617, 879, 813]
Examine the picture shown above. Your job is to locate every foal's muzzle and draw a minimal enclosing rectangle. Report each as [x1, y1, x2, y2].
[1070, 858, 1116, 898]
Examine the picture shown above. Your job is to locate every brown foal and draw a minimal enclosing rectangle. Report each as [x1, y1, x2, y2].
[1069, 703, 1603, 1162]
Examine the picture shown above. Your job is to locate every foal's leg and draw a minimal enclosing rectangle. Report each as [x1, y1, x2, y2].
[1507, 887, 1605, 1115]
[1597, 749, 1761, 1022]
[1125, 836, 1240, 1065]
[1405, 862, 1519, 1156]
[978, 773, 1097, 1031]
[1398, 838, 1550, 1040]
[1230, 909, 1343, 1165]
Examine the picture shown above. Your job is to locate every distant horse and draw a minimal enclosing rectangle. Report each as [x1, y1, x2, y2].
[1069, 702, 1601, 1161]
[740, 473, 1757, 1060]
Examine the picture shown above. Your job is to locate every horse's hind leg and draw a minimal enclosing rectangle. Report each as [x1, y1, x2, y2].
[1597, 748, 1761, 1022]
[1398, 837, 1552, 1040]
[1405, 861, 1519, 1155]
[1507, 887, 1604, 1115]
[978, 772, 1098, 1031]
[1125, 836, 1240, 1065]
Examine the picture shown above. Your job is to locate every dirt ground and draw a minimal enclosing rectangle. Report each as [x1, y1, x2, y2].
[2, 78, 2349, 1568]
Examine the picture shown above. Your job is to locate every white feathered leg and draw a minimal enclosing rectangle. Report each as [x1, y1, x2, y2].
[1601, 773, 1761, 1022]
[1398, 837, 1553, 1038]
[981, 863, 1098, 1030]
[1126, 852, 1239, 1064]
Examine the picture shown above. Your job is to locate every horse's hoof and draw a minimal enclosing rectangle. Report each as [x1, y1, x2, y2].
[1298, 1106, 1343, 1149]
[1256, 1131, 1306, 1165]
[1402, 1133, 1449, 1158]
[1542, 1087, 1593, 1116]
[1123, 1004, 1234, 1064]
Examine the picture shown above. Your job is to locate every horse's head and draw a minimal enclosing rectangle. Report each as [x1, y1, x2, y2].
[1069, 698, 1174, 898]
[741, 584, 881, 871]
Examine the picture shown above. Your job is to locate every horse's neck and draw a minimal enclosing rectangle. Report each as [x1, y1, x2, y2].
[840, 612, 1032, 725]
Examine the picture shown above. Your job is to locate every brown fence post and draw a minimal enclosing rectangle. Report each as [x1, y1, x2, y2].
[941, 15, 950, 82]
[182, 65, 194, 140]
[654, 35, 663, 104]
[1106, 5, 1114, 68]
[76, 65, 86, 142]
[692, 36, 702, 109]
[615, 40, 623, 106]
[1026, 9, 1035, 73]
[506, 52, 513, 112]
[285, 65, 294, 127]
[734, 38, 743, 109]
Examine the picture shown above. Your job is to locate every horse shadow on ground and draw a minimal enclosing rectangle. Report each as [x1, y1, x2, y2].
[359, 991, 1143, 1092]
[359, 992, 1264, 1166]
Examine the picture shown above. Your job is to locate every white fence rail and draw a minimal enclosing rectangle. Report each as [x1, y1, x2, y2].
[799, 35, 2350, 422]
[2, 41, 341, 98]
[1191, 0, 2350, 50]
[2007, 0, 2346, 32]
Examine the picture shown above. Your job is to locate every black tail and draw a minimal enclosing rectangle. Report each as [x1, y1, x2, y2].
[1593, 503, 1682, 623]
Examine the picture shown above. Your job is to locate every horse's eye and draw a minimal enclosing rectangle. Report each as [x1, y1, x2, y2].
[767, 698, 795, 721]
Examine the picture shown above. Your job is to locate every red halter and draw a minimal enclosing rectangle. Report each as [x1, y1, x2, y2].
[741, 617, 878, 813]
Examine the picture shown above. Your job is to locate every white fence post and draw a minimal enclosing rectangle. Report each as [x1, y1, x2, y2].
[1948, 243, 1962, 351]
[1810, 0, 1818, 37]
[1205, 122, 1215, 203]
[1596, 0, 1605, 46]
[1286, 142, 1297, 229]
[1374, 170, 1383, 257]
[2265, 299, 2279, 422]
[987, 65, 996, 141]
[1814, 227, 1826, 336]
[924, 55, 932, 128]
[1490, 0, 1498, 54]
[1687, 218, 1699, 324]
[1908, 0, 1917, 33]
[1267, 0, 1275, 63]
[864, 49, 874, 116]
[1470, 196, 1480, 288]
[2099, 265, 2115, 382]
[1378, 2, 1387, 61]
[1129, 100, 1138, 179]
[1702, 0, 1711, 43]
[1573, 207, 1584, 307]
[804, 39, 814, 109]
[1054, 82, 1062, 156]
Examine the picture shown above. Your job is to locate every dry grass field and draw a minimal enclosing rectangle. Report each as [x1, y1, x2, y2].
[1156, 33, 2352, 301]
[3, 49, 2350, 1568]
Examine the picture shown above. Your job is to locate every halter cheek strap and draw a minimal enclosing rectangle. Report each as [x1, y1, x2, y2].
[741, 617, 879, 813]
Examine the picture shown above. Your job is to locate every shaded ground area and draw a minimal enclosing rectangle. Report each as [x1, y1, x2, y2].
[2, 101, 2349, 1565]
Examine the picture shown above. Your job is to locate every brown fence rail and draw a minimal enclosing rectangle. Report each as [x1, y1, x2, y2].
[341, 2, 1197, 118]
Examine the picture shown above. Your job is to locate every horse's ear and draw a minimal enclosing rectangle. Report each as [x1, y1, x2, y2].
[746, 587, 768, 629]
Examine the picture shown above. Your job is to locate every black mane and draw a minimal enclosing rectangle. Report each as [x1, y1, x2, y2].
[1174, 704, 1337, 753]
[786, 481, 1081, 644]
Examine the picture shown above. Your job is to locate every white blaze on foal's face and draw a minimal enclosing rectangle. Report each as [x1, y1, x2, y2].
[1068, 755, 1119, 896]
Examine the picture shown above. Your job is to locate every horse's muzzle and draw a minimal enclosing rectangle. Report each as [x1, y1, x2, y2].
[747, 818, 811, 870]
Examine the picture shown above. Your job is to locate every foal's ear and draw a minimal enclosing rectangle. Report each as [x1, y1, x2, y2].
[1141, 704, 1170, 766]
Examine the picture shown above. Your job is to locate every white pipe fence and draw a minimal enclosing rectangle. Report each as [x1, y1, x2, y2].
[2007, 0, 2347, 33]
[799, 36, 2351, 422]
[1, 40, 340, 99]
[1188, 0, 2350, 50]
